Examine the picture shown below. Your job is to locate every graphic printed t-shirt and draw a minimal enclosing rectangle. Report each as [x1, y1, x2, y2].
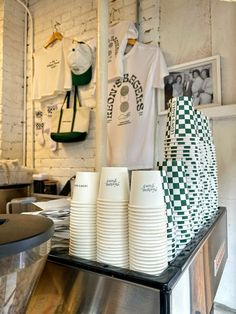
[33, 39, 71, 101]
[107, 42, 168, 169]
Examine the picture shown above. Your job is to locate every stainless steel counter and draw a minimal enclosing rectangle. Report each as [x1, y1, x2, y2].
[27, 207, 227, 314]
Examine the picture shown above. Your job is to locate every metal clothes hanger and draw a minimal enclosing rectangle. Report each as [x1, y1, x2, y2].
[44, 22, 63, 48]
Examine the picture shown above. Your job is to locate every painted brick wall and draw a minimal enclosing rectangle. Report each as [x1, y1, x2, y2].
[27, 0, 160, 190]
[0, 0, 25, 162]
[0, 2, 4, 154]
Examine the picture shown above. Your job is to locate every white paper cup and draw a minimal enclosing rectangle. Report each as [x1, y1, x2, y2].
[128, 203, 165, 209]
[70, 247, 96, 253]
[97, 198, 128, 204]
[70, 227, 96, 234]
[130, 247, 167, 257]
[129, 241, 167, 249]
[97, 217, 128, 224]
[97, 210, 128, 217]
[69, 252, 96, 260]
[72, 171, 100, 204]
[71, 221, 93, 227]
[129, 170, 165, 207]
[129, 216, 167, 224]
[130, 256, 168, 265]
[70, 201, 97, 208]
[70, 232, 96, 239]
[98, 167, 129, 201]
[97, 259, 128, 268]
[97, 207, 128, 214]
[97, 243, 128, 250]
[97, 256, 128, 263]
[70, 211, 96, 221]
[70, 230, 96, 236]
[130, 265, 168, 273]
[130, 253, 168, 261]
[97, 255, 129, 262]
[129, 209, 166, 217]
[129, 229, 167, 238]
[70, 242, 96, 249]
[97, 230, 128, 236]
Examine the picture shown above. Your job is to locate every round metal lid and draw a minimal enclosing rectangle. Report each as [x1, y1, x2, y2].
[0, 214, 54, 258]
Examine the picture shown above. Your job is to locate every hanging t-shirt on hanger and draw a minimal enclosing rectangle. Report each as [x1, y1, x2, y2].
[107, 42, 169, 169]
[107, 20, 138, 80]
[90, 20, 138, 82]
[33, 38, 72, 101]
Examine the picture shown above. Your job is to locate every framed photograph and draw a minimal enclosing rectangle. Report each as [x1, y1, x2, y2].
[158, 55, 221, 115]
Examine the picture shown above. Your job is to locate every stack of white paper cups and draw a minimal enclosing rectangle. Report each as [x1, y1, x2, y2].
[129, 170, 168, 276]
[69, 171, 99, 260]
[97, 167, 129, 268]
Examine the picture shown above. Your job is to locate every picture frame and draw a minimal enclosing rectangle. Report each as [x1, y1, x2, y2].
[158, 55, 222, 115]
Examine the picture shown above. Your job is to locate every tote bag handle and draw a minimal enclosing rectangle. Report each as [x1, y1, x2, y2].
[57, 86, 82, 133]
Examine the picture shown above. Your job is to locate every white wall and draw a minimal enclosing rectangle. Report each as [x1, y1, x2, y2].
[158, 0, 236, 309]
[0, 0, 25, 161]
[213, 117, 236, 309]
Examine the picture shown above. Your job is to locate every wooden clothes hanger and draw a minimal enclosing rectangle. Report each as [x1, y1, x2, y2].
[108, 19, 137, 46]
[127, 38, 137, 46]
[44, 22, 63, 48]
[44, 31, 63, 48]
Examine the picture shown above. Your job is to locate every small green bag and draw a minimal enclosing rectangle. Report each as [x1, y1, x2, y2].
[50, 86, 90, 143]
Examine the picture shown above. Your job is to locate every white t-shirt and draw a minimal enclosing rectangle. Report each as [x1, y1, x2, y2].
[90, 21, 138, 82]
[107, 42, 168, 169]
[108, 21, 138, 80]
[33, 38, 72, 101]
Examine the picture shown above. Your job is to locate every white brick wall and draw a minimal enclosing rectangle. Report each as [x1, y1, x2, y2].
[0, 0, 25, 162]
[26, 0, 160, 190]
[1, 1, 232, 310]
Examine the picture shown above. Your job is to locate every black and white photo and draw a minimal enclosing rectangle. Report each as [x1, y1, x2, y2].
[158, 56, 221, 114]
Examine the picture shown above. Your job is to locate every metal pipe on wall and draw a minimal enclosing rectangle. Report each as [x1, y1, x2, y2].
[22, 3, 28, 166]
[95, 0, 109, 171]
[15, 0, 34, 168]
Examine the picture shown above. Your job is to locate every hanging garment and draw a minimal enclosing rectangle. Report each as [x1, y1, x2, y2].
[107, 42, 168, 169]
[107, 20, 138, 80]
[90, 20, 138, 82]
[33, 38, 72, 101]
